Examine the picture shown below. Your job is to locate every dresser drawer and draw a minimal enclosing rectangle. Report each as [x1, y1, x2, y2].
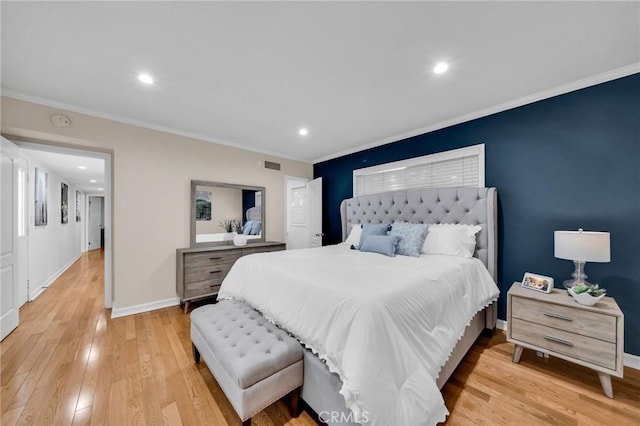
[184, 263, 233, 283]
[184, 251, 241, 268]
[511, 296, 616, 343]
[242, 245, 284, 256]
[185, 280, 222, 299]
[510, 318, 616, 370]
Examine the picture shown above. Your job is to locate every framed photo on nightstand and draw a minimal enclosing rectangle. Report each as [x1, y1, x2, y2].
[521, 272, 554, 293]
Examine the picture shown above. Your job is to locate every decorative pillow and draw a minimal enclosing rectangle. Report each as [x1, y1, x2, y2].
[359, 235, 400, 257]
[344, 224, 363, 246]
[359, 223, 392, 248]
[242, 221, 254, 235]
[250, 221, 262, 235]
[389, 222, 430, 257]
[421, 224, 482, 258]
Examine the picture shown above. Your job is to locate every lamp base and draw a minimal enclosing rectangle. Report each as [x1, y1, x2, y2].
[563, 260, 591, 293]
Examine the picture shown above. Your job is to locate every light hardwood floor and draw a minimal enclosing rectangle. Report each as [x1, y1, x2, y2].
[2, 251, 639, 425]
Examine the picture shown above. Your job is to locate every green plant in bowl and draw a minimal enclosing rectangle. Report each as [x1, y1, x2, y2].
[572, 284, 606, 297]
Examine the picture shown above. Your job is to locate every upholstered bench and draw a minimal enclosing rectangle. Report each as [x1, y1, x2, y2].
[190, 300, 303, 426]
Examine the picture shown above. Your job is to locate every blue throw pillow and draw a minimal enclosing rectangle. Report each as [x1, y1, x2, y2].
[242, 221, 254, 235]
[250, 221, 262, 235]
[359, 235, 400, 257]
[358, 223, 392, 248]
[389, 222, 430, 257]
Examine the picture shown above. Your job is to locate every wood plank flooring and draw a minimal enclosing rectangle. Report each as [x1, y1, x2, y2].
[2, 250, 639, 425]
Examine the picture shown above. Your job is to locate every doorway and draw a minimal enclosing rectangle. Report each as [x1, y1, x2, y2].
[11, 140, 113, 309]
[284, 176, 323, 250]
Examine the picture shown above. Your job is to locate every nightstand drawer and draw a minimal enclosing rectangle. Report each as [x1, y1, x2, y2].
[511, 318, 616, 370]
[511, 296, 616, 343]
[184, 251, 241, 268]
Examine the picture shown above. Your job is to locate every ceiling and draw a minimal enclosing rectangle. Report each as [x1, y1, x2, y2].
[21, 149, 105, 194]
[2, 2, 638, 163]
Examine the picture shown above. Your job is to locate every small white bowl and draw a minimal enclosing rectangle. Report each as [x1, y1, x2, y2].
[569, 287, 606, 306]
[233, 235, 248, 247]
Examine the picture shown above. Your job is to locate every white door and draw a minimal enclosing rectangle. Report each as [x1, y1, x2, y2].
[308, 177, 323, 247]
[285, 177, 322, 249]
[88, 196, 102, 251]
[1, 137, 20, 340]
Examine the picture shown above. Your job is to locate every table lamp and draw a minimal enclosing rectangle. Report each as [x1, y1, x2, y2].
[554, 229, 610, 291]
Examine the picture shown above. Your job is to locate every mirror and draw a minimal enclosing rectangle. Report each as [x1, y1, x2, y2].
[190, 180, 265, 247]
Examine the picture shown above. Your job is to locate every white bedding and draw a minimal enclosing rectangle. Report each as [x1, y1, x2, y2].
[218, 244, 499, 425]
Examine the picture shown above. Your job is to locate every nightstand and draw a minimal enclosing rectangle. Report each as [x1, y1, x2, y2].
[507, 282, 624, 398]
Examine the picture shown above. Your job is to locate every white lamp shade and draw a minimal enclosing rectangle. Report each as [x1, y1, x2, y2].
[554, 230, 610, 262]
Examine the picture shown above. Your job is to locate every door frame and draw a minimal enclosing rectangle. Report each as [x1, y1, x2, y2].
[11, 140, 114, 309]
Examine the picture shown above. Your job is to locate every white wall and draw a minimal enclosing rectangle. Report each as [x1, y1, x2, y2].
[1, 96, 313, 312]
[25, 154, 83, 298]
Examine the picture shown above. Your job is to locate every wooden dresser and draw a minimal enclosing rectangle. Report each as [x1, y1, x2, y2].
[176, 242, 285, 313]
[507, 282, 624, 398]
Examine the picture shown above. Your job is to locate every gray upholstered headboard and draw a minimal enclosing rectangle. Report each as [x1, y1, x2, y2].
[246, 206, 261, 222]
[339, 187, 498, 282]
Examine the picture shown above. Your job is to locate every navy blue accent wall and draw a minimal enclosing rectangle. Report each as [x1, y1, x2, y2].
[314, 73, 640, 356]
[242, 190, 255, 224]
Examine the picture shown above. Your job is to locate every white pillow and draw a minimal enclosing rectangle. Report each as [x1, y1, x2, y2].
[421, 223, 482, 258]
[344, 224, 362, 246]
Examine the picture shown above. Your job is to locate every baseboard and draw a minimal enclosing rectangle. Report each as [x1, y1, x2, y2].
[41, 253, 81, 289]
[29, 285, 46, 301]
[624, 353, 640, 370]
[496, 319, 507, 331]
[495, 319, 638, 370]
[111, 297, 181, 319]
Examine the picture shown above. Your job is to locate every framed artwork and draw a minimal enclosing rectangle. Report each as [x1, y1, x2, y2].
[61, 183, 69, 224]
[522, 272, 554, 293]
[195, 190, 211, 221]
[35, 167, 48, 226]
[76, 190, 81, 222]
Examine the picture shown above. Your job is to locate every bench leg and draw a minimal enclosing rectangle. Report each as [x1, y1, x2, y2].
[192, 343, 200, 364]
[289, 387, 301, 418]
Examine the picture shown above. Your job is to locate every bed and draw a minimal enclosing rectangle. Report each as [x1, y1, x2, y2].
[218, 187, 499, 425]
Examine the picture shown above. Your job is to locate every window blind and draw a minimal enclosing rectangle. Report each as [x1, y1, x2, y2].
[353, 144, 484, 197]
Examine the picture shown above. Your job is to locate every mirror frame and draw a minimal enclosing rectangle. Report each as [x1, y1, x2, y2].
[190, 180, 266, 247]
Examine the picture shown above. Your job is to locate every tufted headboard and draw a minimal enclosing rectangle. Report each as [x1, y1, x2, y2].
[339, 187, 498, 282]
[246, 206, 261, 222]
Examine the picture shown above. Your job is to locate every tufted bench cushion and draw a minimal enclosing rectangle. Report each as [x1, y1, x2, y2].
[191, 300, 303, 425]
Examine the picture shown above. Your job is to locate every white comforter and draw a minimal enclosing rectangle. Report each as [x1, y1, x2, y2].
[218, 244, 499, 425]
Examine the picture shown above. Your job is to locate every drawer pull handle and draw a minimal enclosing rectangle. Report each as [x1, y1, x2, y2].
[543, 335, 574, 347]
[209, 257, 222, 260]
[209, 270, 222, 274]
[544, 312, 574, 321]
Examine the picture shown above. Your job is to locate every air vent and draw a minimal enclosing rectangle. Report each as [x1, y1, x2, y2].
[264, 161, 281, 171]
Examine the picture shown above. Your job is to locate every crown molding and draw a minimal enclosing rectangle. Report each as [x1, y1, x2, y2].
[311, 63, 640, 164]
[0, 90, 305, 163]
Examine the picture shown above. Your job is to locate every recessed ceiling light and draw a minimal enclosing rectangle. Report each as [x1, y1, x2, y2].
[97, 188, 104, 191]
[433, 62, 449, 74]
[138, 73, 154, 84]
[77, 166, 87, 170]
[298, 128, 309, 136]
[90, 179, 97, 183]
